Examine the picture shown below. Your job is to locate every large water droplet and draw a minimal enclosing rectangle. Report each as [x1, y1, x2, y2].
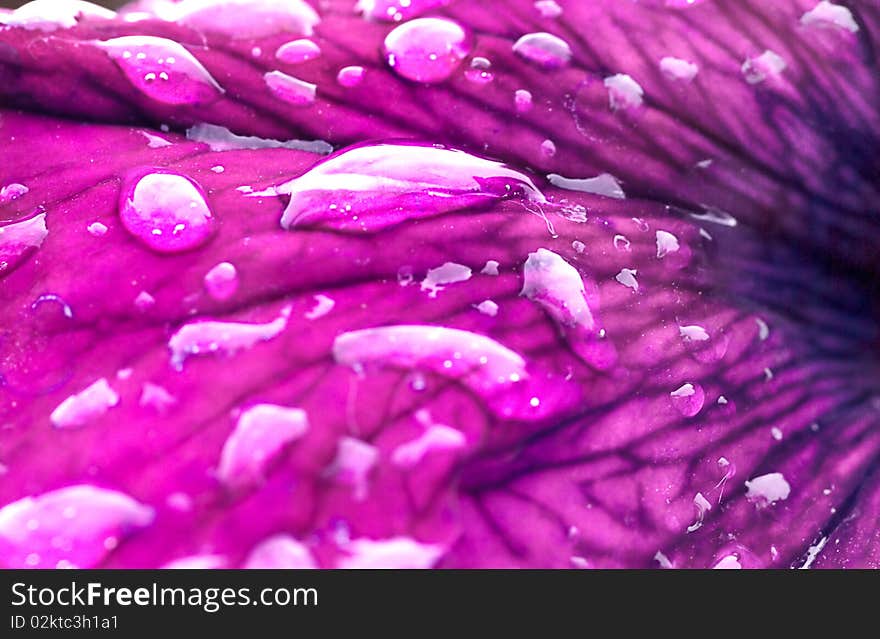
[217, 404, 309, 489]
[383, 17, 470, 83]
[0, 0, 114, 32]
[275, 38, 321, 64]
[278, 142, 545, 232]
[0, 212, 47, 276]
[119, 170, 215, 253]
[153, 0, 321, 39]
[98, 36, 224, 106]
[0, 485, 153, 569]
[333, 325, 527, 416]
[264, 70, 317, 106]
[521, 248, 616, 369]
[168, 308, 290, 370]
[512, 32, 571, 69]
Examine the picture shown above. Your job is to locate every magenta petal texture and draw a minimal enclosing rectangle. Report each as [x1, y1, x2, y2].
[0, 0, 879, 569]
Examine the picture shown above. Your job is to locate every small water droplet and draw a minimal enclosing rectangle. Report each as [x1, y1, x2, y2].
[513, 32, 572, 69]
[464, 56, 494, 84]
[741, 50, 787, 84]
[119, 170, 214, 253]
[50, 378, 119, 430]
[514, 89, 534, 113]
[337, 65, 366, 87]
[383, 17, 470, 83]
[659, 56, 698, 82]
[264, 70, 317, 106]
[275, 38, 321, 64]
[669, 382, 704, 417]
[203, 262, 239, 301]
[0, 182, 28, 203]
[605, 73, 644, 111]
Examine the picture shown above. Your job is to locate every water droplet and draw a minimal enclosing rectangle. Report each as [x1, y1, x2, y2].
[613, 234, 631, 251]
[203, 262, 239, 301]
[336, 537, 445, 569]
[356, 0, 448, 22]
[278, 142, 545, 232]
[548, 173, 625, 199]
[421, 262, 472, 297]
[326, 437, 378, 500]
[337, 65, 365, 87]
[50, 378, 119, 429]
[604, 74, 644, 111]
[134, 290, 155, 311]
[0, 182, 28, 203]
[742, 50, 787, 85]
[305, 294, 335, 319]
[540, 139, 557, 158]
[217, 404, 309, 489]
[475, 300, 499, 317]
[669, 382, 704, 417]
[275, 38, 321, 64]
[168, 307, 290, 369]
[513, 32, 572, 69]
[464, 56, 494, 84]
[0, 0, 115, 32]
[383, 17, 470, 83]
[614, 268, 639, 292]
[98, 36, 223, 106]
[522, 248, 596, 331]
[139, 382, 177, 413]
[801, 1, 859, 33]
[244, 535, 317, 569]
[514, 89, 534, 113]
[713, 555, 742, 569]
[86, 221, 108, 237]
[534, 0, 563, 18]
[162, 554, 227, 569]
[391, 422, 465, 468]
[157, 0, 320, 39]
[689, 207, 738, 227]
[264, 70, 317, 106]
[0, 212, 48, 275]
[755, 317, 770, 341]
[655, 230, 680, 258]
[0, 485, 153, 568]
[119, 170, 214, 253]
[679, 325, 709, 342]
[481, 260, 500, 275]
[659, 56, 698, 82]
[744, 472, 791, 506]
[333, 325, 527, 402]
